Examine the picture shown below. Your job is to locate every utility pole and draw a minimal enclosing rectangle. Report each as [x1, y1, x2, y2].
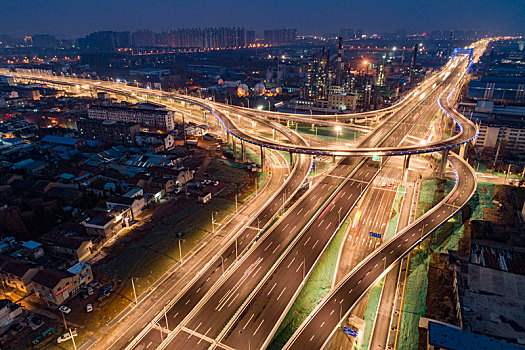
[179, 239, 183, 263]
[131, 278, 138, 306]
[60, 310, 67, 329]
[69, 327, 77, 350]
[164, 304, 169, 330]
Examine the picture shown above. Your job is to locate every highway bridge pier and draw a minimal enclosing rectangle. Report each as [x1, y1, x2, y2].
[402, 154, 411, 182]
[439, 148, 450, 179]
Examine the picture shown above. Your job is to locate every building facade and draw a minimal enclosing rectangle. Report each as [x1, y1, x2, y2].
[87, 104, 175, 131]
[77, 118, 140, 145]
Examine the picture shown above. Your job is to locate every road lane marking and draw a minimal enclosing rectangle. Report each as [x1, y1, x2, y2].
[277, 287, 286, 300]
[244, 314, 255, 329]
[253, 319, 265, 336]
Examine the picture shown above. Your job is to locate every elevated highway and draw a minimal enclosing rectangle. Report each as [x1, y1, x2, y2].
[0, 41, 484, 350]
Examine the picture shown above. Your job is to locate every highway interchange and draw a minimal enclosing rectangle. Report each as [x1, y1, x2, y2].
[2, 40, 484, 350]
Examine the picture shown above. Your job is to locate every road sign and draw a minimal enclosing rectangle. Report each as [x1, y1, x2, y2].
[372, 155, 380, 162]
[369, 232, 382, 239]
[343, 326, 358, 337]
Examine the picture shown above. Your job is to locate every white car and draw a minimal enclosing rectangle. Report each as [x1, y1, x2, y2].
[58, 305, 71, 314]
[56, 329, 77, 343]
[86, 303, 93, 313]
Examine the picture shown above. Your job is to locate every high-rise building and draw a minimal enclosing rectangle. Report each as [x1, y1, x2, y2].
[410, 44, 418, 82]
[306, 48, 330, 100]
[355, 29, 363, 39]
[246, 30, 256, 45]
[339, 28, 354, 39]
[78, 31, 132, 52]
[132, 30, 156, 47]
[31, 34, 57, 49]
[263, 28, 296, 45]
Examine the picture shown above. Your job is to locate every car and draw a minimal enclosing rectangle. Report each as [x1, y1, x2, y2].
[31, 316, 43, 326]
[97, 293, 110, 302]
[85, 303, 93, 313]
[56, 329, 77, 343]
[80, 291, 89, 300]
[213, 181, 219, 186]
[10, 323, 23, 332]
[58, 305, 71, 314]
[87, 286, 94, 295]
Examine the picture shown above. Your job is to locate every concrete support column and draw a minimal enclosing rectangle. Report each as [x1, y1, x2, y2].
[260, 145, 265, 171]
[241, 140, 246, 162]
[289, 152, 294, 168]
[272, 128, 276, 140]
[439, 149, 450, 179]
[232, 138, 237, 159]
[451, 119, 457, 136]
[459, 143, 467, 159]
[332, 155, 336, 164]
[402, 154, 412, 182]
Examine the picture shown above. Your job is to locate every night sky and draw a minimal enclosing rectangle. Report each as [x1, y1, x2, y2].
[1, 0, 524, 38]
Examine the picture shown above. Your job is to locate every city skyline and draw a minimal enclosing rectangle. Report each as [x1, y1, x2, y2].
[0, 0, 524, 39]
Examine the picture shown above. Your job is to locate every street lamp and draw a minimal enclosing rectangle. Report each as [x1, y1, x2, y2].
[239, 331, 251, 350]
[335, 125, 342, 142]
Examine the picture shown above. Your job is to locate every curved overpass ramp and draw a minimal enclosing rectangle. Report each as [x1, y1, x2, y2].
[283, 79, 479, 349]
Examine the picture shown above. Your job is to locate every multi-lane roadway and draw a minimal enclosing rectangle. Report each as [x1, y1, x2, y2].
[0, 42, 483, 350]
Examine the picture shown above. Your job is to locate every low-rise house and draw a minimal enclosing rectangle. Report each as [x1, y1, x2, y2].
[106, 195, 144, 219]
[148, 167, 194, 186]
[11, 159, 47, 174]
[83, 215, 118, 236]
[32, 269, 74, 305]
[47, 187, 83, 203]
[0, 257, 41, 293]
[0, 299, 23, 328]
[67, 262, 93, 288]
[40, 135, 86, 149]
[43, 235, 93, 262]
[152, 177, 175, 194]
[20, 241, 44, 259]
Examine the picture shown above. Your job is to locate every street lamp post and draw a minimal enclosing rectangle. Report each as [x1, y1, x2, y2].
[69, 327, 77, 350]
[60, 310, 67, 329]
[164, 304, 169, 330]
[335, 125, 342, 142]
[131, 277, 138, 305]
[179, 239, 183, 264]
[239, 331, 251, 350]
